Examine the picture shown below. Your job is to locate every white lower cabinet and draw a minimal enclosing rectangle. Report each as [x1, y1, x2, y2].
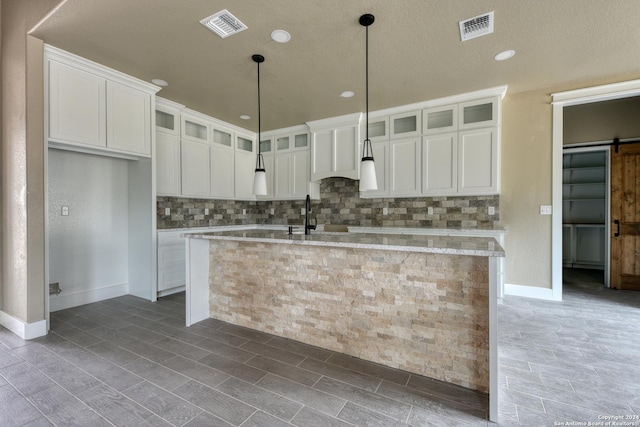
[181, 140, 210, 197]
[422, 132, 457, 195]
[274, 153, 292, 199]
[156, 132, 181, 196]
[157, 231, 186, 294]
[390, 137, 422, 196]
[210, 146, 235, 199]
[458, 127, 498, 194]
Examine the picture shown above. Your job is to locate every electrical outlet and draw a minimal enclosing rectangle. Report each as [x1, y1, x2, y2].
[488, 206, 495, 216]
[204, 208, 209, 215]
[61, 206, 69, 216]
[243, 209, 247, 215]
[270, 208, 275, 215]
[165, 207, 170, 216]
[427, 207, 434, 215]
[383, 207, 388, 215]
[540, 205, 552, 215]
[301, 208, 305, 215]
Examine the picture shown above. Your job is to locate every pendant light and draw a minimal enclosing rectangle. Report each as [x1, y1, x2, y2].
[359, 13, 377, 191]
[252, 54, 268, 196]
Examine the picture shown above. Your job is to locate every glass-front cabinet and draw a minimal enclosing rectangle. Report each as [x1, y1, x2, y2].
[459, 97, 499, 130]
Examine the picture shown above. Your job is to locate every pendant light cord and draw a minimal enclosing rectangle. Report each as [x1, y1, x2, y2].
[365, 22, 369, 143]
[257, 59, 261, 156]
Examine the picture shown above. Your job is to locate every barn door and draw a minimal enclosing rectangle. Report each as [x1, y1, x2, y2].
[610, 143, 640, 290]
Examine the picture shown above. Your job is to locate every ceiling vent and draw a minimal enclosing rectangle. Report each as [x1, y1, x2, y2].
[200, 9, 247, 38]
[459, 11, 494, 41]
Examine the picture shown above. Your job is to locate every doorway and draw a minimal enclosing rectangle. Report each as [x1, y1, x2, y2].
[552, 81, 640, 299]
[562, 148, 609, 287]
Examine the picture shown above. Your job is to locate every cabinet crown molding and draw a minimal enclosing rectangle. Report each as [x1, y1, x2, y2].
[307, 112, 363, 132]
[156, 97, 185, 111]
[44, 44, 161, 94]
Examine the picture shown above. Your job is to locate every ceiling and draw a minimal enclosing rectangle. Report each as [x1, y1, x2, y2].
[30, 0, 640, 132]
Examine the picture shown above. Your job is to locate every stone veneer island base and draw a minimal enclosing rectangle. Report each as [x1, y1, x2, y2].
[184, 228, 503, 421]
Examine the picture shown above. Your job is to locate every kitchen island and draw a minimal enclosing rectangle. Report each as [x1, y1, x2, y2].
[184, 228, 503, 421]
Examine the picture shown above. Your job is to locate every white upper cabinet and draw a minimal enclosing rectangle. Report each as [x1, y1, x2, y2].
[390, 137, 422, 196]
[458, 127, 499, 194]
[213, 125, 234, 149]
[308, 113, 362, 181]
[234, 150, 256, 200]
[234, 132, 257, 200]
[106, 81, 151, 155]
[46, 46, 158, 157]
[181, 113, 210, 143]
[423, 104, 458, 135]
[156, 132, 181, 196]
[49, 60, 107, 148]
[390, 110, 421, 138]
[459, 97, 499, 130]
[367, 117, 389, 142]
[155, 98, 183, 136]
[422, 132, 457, 195]
[210, 145, 235, 199]
[268, 126, 315, 200]
[181, 139, 210, 197]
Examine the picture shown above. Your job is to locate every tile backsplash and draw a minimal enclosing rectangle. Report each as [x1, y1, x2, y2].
[157, 178, 500, 230]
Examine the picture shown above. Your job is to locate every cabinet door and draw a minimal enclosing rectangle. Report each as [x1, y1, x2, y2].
[311, 126, 359, 181]
[106, 81, 151, 155]
[292, 150, 310, 198]
[423, 105, 458, 134]
[210, 145, 235, 199]
[311, 130, 332, 180]
[156, 133, 181, 195]
[156, 108, 179, 135]
[181, 140, 210, 197]
[459, 97, 499, 130]
[458, 127, 498, 194]
[234, 151, 256, 200]
[390, 137, 421, 196]
[360, 141, 389, 197]
[390, 111, 421, 138]
[181, 114, 209, 143]
[275, 153, 292, 199]
[49, 60, 106, 147]
[422, 133, 457, 195]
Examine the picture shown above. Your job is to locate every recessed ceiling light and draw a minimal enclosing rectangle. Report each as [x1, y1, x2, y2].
[340, 91, 355, 98]
[271, 29, 291, 43]
[152, 79, 168, 87]
[240, 115, 251, 120]
[494, 50, 515, 61]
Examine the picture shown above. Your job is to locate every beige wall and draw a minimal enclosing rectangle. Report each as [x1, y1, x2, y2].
[564, 96, 640, 144]
[501, 90, 554, 289]
[1, 0, 59, 323]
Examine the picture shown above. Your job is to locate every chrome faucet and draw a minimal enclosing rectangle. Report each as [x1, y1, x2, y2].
[305, 194, 317, 235]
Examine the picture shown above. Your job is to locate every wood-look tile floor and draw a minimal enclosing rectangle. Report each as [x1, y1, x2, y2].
[0, 268, 638, 426]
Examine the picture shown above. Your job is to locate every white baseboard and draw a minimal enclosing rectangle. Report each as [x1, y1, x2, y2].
[49, 282, 129, 312]
[504, 283, 561, 301]
[0, 310, 47, 340]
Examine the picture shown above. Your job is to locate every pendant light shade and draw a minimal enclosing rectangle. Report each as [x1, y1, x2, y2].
[359, 13, 377, 191]
[252, 54, 268, 196]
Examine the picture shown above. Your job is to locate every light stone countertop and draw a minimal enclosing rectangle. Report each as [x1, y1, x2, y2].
[183, 228, 505, 257]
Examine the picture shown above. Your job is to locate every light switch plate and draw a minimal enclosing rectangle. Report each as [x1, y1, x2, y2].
[301, 208, 305, 215]
[165, 207, 170, 216]
[488, 206, 495, 216]
[270, 208, 275, 215]
[540, 205, 552, 215]
[243, 209, 247, 215]
[383, 207, 388, 215]
[204, 208, 209, 215]
[427, 207, 434, 215]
